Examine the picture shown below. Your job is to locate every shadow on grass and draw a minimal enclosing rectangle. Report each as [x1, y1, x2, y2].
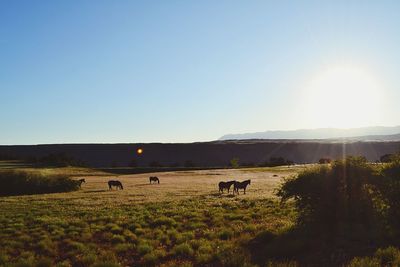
[135, 183, 159, 187]
[208, 192, 236, 198]
[246, 225, 389, 266]
[83, 189, 107, 193]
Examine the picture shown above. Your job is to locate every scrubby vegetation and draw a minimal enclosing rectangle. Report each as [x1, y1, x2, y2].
[0, 196, 295, 266]
[0, 170, 79, 196]
[2, 157, 400, 266]
[247, 155, 400, 265]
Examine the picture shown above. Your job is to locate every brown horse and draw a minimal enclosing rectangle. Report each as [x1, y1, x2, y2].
[218, 180, 236, 193]
[108, 180, 123, 190]
[233, 180, 251, 194]
[149, 176, 160, 184]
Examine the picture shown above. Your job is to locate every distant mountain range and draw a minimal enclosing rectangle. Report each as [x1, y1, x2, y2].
[220, 126, 400, 141]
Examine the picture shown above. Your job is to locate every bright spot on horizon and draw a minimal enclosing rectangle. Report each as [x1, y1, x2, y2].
[302, 65, 384, 129]
[137, 148, 143, 154]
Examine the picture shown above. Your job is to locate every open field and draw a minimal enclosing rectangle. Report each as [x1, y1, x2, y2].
[0, 164, 302, 266]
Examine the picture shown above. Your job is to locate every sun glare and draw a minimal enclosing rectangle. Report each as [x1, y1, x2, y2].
[302, 65, 383, 128]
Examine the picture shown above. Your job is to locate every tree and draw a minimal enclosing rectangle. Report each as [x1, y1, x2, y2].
[277, 156, 378, 229]
[230, 158, 240, 168]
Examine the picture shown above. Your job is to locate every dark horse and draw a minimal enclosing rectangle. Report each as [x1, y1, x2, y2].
[218, 180, 236, 193]
[108, 180, 123, 190]
[234, 180, 251, 194]
[149, 176, 160, 184]
[77, 178, 85, 188]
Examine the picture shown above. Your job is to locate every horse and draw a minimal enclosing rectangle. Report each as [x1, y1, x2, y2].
[218, 180, 236, 193]
[233, 180, 251, 194]
[108, 180, 123, 190]
[77, 178, 85, 188]
[149, 176, 160, 184]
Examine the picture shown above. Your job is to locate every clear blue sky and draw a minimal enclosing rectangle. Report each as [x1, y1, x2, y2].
[1, 1, 400, 144]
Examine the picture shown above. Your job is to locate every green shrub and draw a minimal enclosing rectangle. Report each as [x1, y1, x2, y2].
[80, 253, 98, 266]
[218, 228, 234, 240]
[150, 216, 177, 227]
[374, 246, 400, 266]
[142, 252, 159, 265]
[111, 234, 125, 244]
[347, 257, 380, 267]
[0, 252, 8, 265]
[137, 242, 153, 255]
[347, 246, 400, 267]
[114, 243, 133, 254]
[195, 242, 214, 264]
[0, 170, 79, 196]
[172, 243, 194, 258]
[122, 229, 137, 243]
[277, 156, 379, 229]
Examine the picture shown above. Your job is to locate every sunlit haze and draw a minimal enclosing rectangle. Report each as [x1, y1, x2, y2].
[302, 65, 383, 128]
[1, 1, 400, 144]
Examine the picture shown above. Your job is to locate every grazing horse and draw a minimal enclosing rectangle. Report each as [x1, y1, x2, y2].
[149, 176, 160, 184]
[233, 180, 251, 194]
[218, 180, 236, 193]
[77, 178, 86, 188]
[108, 180, 123, 190]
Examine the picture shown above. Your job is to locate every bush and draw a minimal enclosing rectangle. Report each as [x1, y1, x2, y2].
[347, 246, 400, 267]
[218, 229, 234, 240]
[376, 158, 400, 230]
[172, 243, 194, 258]
[230, 158, 240, 168]
[0, 170, 80, 196]
[277, 156, 379, 230]
[137, 242, 153, 256]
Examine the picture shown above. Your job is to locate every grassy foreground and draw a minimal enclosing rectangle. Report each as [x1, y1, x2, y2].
[0, 195, 295, 266]
[0, 164, 299, 266]
[3, 162, 396, 266]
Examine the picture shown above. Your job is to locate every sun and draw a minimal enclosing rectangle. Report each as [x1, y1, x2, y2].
[302, 65, 383, 128]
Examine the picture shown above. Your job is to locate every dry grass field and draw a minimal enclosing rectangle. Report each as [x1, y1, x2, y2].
[0, 163, 308, 267]
[55, 167, 301, 203]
